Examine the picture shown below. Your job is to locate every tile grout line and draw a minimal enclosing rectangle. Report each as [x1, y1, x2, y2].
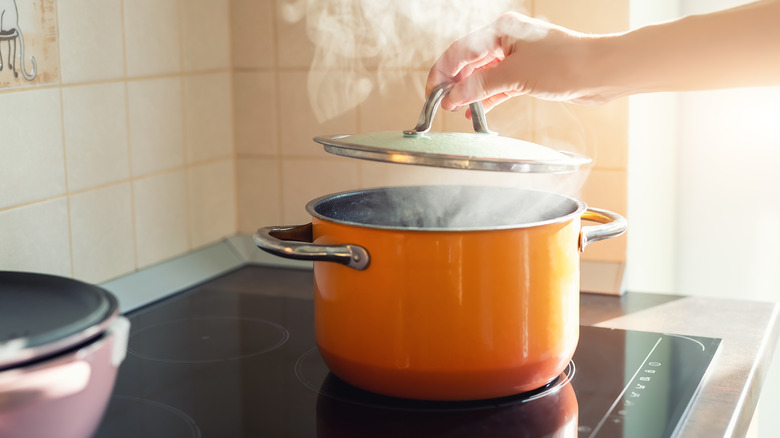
[0, 156, 242, 217]
[119, 0, 139, 272]
[52, 0, 74, 278]
[176, 0, 194, 252]
[226, 0, 239, 235]
[271, 0, 285, 224]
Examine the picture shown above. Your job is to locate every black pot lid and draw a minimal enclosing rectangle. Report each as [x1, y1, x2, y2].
[0, 272, 119, 370]
[314, 82, 591, 174]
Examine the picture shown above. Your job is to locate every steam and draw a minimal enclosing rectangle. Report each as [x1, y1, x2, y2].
[280, 0, 596, 227]
[319, 185, 582, 230]
[363, 165, 591, 228]
[279, 0, 521, 122]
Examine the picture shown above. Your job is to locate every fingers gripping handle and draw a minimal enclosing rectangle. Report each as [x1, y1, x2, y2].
[404, 82, 496, 135]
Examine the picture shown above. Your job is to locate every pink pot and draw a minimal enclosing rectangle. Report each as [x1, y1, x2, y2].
[0, 272, 130, 438]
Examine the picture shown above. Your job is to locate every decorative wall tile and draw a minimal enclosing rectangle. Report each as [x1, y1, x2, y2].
[57, 0, 124, 84]
[234, 71, 278, 156]
[133, 171, 189, 268]
[278, 71, 357, 157]
[0, 199, 71, 276]
[183, 72, 233, 164]
[188, 160, 236, 248]
[180, 0, 231, 72]
[62, 82, 130, 191]
[0, 0, 59, 88]
[127, 77, 185, 176]
[0, 88, 64, 209]
[232, 0, 275, 69]
[237, 157, 279, 233]
[123, 0, 181, 77]
[69, 183, 135, 283]
[281, 159, 359, 224]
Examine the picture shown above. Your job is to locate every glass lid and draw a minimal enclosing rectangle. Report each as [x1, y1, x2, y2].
[315, 82, 591, 174]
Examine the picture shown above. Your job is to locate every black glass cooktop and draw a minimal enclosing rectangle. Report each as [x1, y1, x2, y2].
[94, 266, 720, 438]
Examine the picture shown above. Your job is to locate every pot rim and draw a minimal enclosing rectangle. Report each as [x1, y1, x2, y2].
[304, 185, 587, 232]
[0, 272, 120, 371]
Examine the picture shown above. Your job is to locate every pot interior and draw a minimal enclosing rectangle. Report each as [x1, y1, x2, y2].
[308, 185, 583, 230]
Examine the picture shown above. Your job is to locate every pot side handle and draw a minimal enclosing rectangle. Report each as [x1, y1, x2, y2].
[579, 208, 627, 252]
[254, 224, 370, 270]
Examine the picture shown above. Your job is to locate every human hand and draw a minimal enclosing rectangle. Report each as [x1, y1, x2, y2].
[426, 12, 615, 117]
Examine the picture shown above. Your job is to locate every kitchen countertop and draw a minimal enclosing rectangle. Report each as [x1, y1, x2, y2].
[580, 291, 780, 438]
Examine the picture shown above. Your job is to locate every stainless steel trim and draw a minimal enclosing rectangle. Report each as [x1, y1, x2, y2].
[304, 186, 587, 232]
[579, 208, 628, 251]
[403, 82, 495, 136]
[318, 141, 591, 174]
[254, 224, 370, 270]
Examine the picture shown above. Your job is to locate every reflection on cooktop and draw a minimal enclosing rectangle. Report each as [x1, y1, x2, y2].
[94, 266, 720, 438]
[295, 346, 575, 412]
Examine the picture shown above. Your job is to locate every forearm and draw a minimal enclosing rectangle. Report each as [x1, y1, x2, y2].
[591, 0, 780, 97]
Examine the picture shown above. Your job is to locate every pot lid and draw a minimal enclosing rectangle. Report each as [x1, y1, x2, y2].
[315, 82, 591, 174]
[0, 272, 119, 370]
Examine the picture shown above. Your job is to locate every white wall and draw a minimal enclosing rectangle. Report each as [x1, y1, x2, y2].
[628, 1, 780, 436]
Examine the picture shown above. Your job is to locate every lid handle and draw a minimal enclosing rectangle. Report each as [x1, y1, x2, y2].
[403, 82, 496, 136]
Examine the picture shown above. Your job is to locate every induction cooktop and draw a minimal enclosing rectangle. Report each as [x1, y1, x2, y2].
[94, 266, 720, 438]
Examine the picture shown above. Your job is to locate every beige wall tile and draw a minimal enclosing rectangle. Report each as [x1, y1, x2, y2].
[441, 95, 535, 140]
[534, 0, 629, 33]
[481, 96, 535, 139]
[532, 101, 595, 167]
[188, 160, 237, 248]
[0, 199, 71, 276]
[358, 159, 579, 194]
[275, 1, 313, 68]
[69, 183, 135, 283]
[234, 72, 278, 156]
[281, 159, 359, 224]
[278, 71, 357, 157]
[133, 171, 189, 268]
[532, 0, 629, 265]
[123, 0, 181, 77]
[183, 73, 233, 164]
[358, 73, 432, 133]
[0, 0, 59, 88]
[58, 0, 124, 84]
[62, 82, 130, 191]
[580, 169, 627, 262]
[181, 0, 231, 72]
[232, 0, 275, 69]
[237, 157, 280, 233]
[359, 161, 473, 189]
[0, 88, 65, 209]
[534, 99, 628, 170]
[127, 77, 185, 176]
[441, 108, 480, 134]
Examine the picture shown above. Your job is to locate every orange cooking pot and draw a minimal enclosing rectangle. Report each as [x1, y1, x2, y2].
[255, 185, 625, 401]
